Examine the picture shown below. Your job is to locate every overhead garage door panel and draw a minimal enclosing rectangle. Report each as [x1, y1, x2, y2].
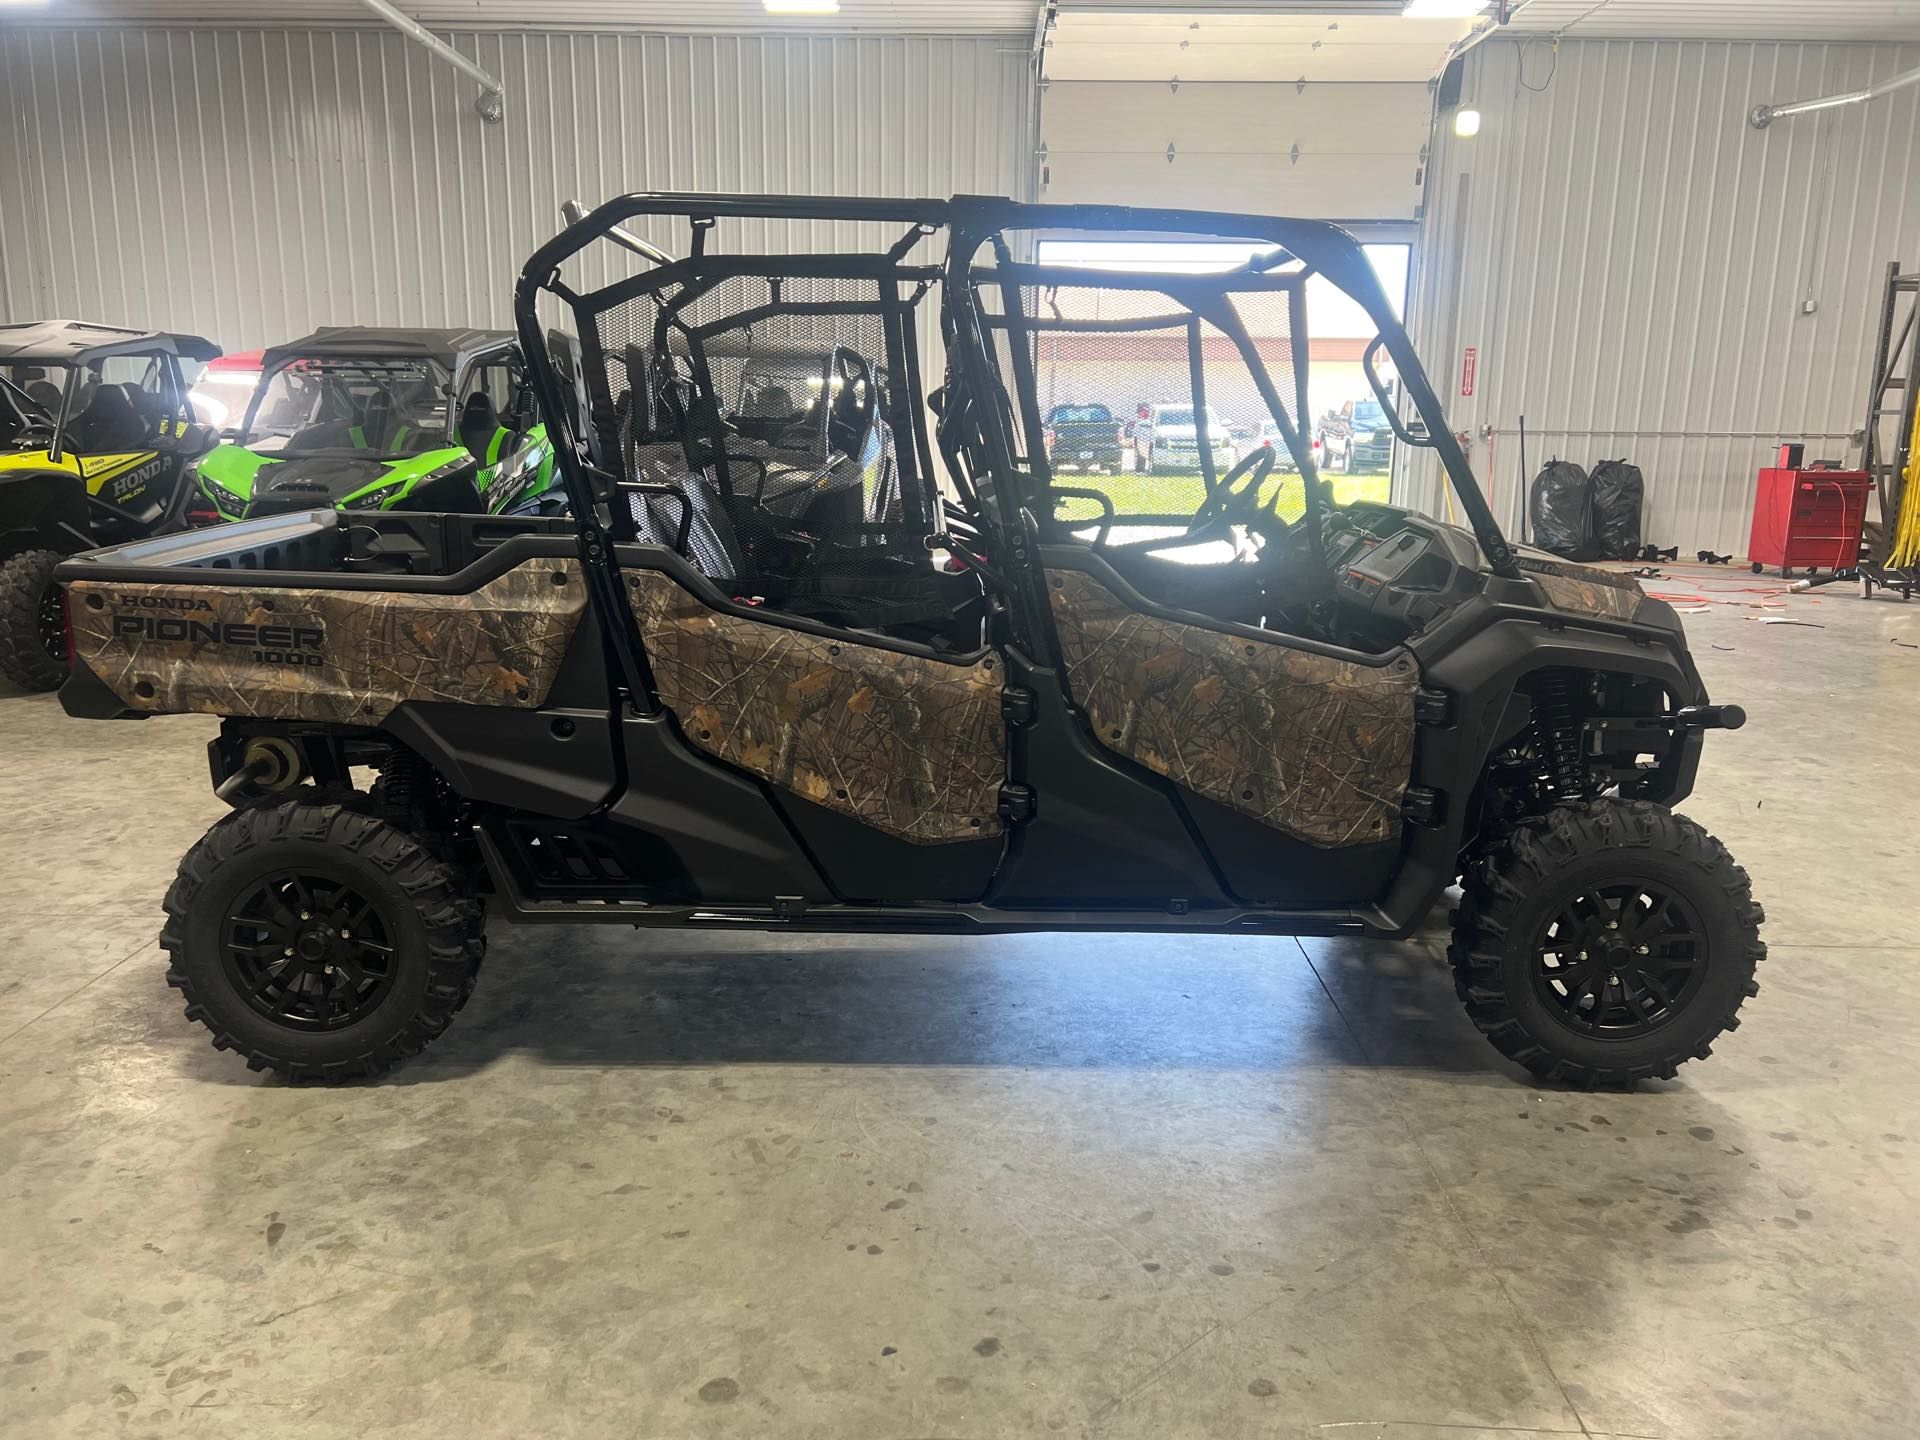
[1048, 40, 1472, 84]
[1042, 79, 1431, 220]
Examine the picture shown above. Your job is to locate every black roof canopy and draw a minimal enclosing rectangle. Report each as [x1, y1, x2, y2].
[260, 327, 515, 377]
[0, 319, 221, 365]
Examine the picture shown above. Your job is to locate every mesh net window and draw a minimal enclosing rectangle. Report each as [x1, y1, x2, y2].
[973, 265, 1315, 549]
[558, 244, 984, 648]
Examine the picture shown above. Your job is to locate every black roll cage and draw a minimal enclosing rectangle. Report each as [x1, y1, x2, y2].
[513, 191, 1519, 694]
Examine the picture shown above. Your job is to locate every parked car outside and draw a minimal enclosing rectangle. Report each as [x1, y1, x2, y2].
[1044, 402, 1123, 474]
[1238, 418, 1301, 472]
[1317, 397, 1395, 472]
[1131, 402, 1236, 475]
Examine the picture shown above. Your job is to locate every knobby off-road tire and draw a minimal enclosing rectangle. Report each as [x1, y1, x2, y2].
[0, 548, 69, 691]
[161, 797, 487, 1081]
[1450, 798, 1764, 1088]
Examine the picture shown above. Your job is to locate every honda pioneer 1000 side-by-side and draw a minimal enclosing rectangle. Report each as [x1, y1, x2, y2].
[1, 320, 221, 689]
[53, 195, 1764, 1086]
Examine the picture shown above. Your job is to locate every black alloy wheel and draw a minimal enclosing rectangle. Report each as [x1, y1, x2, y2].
[1531, 882, 1706, 1038]
[222, 870, 399, 1030]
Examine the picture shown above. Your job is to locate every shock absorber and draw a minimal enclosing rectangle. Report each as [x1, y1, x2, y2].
[1530, 670, 1588, 801]
[376, 748, 436, 827]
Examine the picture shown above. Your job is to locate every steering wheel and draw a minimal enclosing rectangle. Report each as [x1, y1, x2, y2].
[12, 417, 63, 450]
[1187, 444, 1277, 537]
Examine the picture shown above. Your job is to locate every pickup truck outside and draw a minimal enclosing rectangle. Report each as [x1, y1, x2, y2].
[1317, 397, 1394, 473]
[1043, 403, 1123, 474]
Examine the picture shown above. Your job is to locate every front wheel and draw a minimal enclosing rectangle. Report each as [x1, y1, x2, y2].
[1449, 799, 1764, 1087]
[0, 548, 69, 691]
[160, 797, 487, 1081]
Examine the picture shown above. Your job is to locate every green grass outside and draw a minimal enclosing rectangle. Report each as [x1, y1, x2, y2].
[1053, 467, 1392, 527]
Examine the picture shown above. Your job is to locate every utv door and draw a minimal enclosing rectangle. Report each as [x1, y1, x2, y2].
[966, 253, 1422, 907]
[1036, 550, 1418, 905]
[614, 553, 1008, 903]
[83, 353, 209, 537]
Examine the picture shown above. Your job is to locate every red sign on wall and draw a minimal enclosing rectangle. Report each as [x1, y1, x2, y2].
[1460, 346, 1478, 398]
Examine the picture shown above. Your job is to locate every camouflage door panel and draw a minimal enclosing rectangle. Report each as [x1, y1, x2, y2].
[625, 569, 1005, 843]
[1046, 568, 1418, 848]
[67, 560, 586, 724]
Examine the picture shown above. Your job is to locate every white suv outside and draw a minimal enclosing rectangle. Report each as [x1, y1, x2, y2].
[1131, 403, 1236, 475]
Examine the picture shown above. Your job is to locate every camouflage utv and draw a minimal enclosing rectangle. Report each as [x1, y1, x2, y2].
[54, 194, 1763, 1086]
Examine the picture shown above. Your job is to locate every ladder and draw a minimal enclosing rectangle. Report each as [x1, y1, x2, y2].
[1862, 261, 1920, 565]
[1794, 263, 1920, 596]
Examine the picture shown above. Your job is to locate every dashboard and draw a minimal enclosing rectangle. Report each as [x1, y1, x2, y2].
[1321, 505, 1486, 647]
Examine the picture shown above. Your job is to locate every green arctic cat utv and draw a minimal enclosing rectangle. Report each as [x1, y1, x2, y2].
[188, 327, 561, 524]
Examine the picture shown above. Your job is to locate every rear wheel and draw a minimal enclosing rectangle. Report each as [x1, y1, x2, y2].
[0, 548, 68, 691]
[160, 797, 486, 1081]
[1450, 798, 1764, 1087]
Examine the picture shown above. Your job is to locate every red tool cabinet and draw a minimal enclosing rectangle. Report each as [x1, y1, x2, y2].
[1746, 466, 1872, 578]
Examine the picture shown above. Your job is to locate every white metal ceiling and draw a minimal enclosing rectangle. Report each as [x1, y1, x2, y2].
[23, 0, 1043, 30]
[1492, 0, 1920, 42]
[21, 1, 1919, 41]
[1050, 0, 1920, 43]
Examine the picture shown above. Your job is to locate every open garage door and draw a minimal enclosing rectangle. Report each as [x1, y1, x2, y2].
[1039, 6, 1479, 223]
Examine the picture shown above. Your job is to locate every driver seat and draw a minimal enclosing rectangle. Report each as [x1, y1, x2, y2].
[459, 390, 503, 462]
[70, 382, 146, 453]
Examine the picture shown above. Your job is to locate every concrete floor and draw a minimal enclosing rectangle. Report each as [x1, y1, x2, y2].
[3, 563, 1919, 1440]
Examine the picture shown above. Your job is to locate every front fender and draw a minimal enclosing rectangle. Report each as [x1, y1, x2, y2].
[1366, 597, 1714, 937]
[0, 467, 92, 558]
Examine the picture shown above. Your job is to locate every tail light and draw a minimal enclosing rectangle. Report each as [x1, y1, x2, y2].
[1044, 428, 1056, 450]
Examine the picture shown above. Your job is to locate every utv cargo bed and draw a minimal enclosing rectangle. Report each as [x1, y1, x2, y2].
[56, 509, 589, 724]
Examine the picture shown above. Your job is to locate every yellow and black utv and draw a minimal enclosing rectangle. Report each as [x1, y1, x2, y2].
[0, 321, 220, 689]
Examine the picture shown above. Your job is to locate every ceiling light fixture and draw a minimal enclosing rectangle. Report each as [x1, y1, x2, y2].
[1402, 0, 1491, 17]
[765, 0, 842, 13]
[1454, 108, 1483, 137]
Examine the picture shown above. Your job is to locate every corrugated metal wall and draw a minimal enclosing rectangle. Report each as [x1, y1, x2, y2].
[0, 26, 1035, 350]
[1398, 37, 1920, 556]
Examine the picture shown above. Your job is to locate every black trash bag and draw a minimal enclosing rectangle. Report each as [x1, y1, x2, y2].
[1528, 459, 1593, 558]
[1588, 458, 1645, 561]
